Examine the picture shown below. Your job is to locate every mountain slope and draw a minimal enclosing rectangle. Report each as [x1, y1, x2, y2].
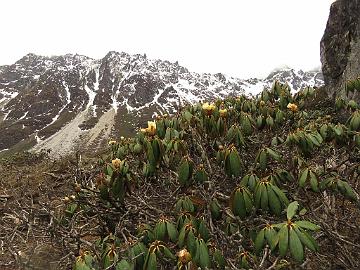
[0, 52, 323, 156]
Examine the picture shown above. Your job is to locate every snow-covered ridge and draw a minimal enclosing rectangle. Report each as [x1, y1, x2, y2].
[0, 51, 323, 154]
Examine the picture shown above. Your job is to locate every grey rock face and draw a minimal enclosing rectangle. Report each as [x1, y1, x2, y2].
[320, 0, 360, 99]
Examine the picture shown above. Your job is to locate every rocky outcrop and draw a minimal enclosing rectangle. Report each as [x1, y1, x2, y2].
[320, 0, 360, 99]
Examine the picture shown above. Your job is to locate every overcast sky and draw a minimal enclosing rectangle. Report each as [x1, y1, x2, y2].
[1, 0, 334, 78]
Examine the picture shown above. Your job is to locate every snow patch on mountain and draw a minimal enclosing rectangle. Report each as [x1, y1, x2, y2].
[84, 84, 96, 109]
[0, 51, 324, 155]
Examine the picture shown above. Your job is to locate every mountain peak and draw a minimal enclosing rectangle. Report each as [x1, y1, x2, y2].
[0, 52, 323, 156]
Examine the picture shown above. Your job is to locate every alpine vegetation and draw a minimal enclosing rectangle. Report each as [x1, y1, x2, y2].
[62, 80, 360, 269]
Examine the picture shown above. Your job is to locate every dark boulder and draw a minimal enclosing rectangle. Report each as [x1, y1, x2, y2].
[320, 0, 360, 100]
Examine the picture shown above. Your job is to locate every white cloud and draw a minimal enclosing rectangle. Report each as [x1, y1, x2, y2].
[0, 0, 333, 78]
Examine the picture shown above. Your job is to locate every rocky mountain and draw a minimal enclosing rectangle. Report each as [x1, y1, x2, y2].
[0, 52, 323, 156]
[321, 0, 360, 100]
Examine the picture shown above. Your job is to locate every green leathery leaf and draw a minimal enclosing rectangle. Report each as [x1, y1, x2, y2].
[112, 176, 125, 201]
[248, 174, 257, 191]
[299, 168, 309, 188]
[278, 225, 289, 257]
[349, 111, 360, 131]
[337, 179, 347, 194]
[184, 110, 193, 122]
[254, 183, 262, 209]
[146, 141, 156, 166]
[195, 169, 208, 183]
[289, 227, 304, 262]
[187, 230, 197, 256]
[83, 254, 93, 267]
[271, 184, 289, 206]
[243, 189, 253, 213]
[178, 159, 190, 186]
[132, 242, 146, 267]
[116, 146, 126, 159]
[217, 117, 225, 134]
[313, 131, 323, 144]
[302, 229, 319, 251]
[276, 110, 284, 124]
[104, 250, 116, 269]
[229, 149, 242, 177]
[145, 251, 157, 270]
[265, 227, 278, 250]
[307, 134, 320, 147]
[240, 174, 249, 187]
[266, 147, 281, 161]
[259, 150, 268, 170]
[333, 125, 343, 136]
[355, 134, 360, 147]
[210, 199, 221, 220]
[232, 189, 246, 218]
[294, 221, 320, 231]
[254, 229, 265, 254]
[256, 115, 264, 129]
[116, 259, 132, 270]
[309, 171, 319, 192]
[266, 115, 274, 127]
[99, 184, 109, 200]
[193, 238, 201, 263]
[162, 245, 176, 260]
[133, 143, 143, 154]
[260, 183, 269, 211]
[177, 226, 186, 247]
[106, 164, 113, 177]
[184, 197, 195, 212]
[226, 125, 235, 141]
[341, 181, 358, 201]
[213, 249, 226, 269]
[240, 255, 249, 269]
[74, 260, 91, 270]
[277, 169, 293, 182]
[198, 220, 210, 241]
[287, 201, 299, 220]
[224, 152, 232, 176]
[293, 226, 318, 252]
[267, 184, 281, 216]
[271, 136, 279, 147]
[154, 221, 166, 240]
[242, 115, 252, 135]
[272, 222, 286, 229]
[151, 139, 161, 162]
[198, 239, 210, 269]
[320, 125, 328, 139]
[166, 221, 178, 242]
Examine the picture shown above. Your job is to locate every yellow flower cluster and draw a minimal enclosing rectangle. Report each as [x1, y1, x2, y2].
[287, 103, 298, 112]
[176, 248, 192, 263]
[108, 140, 117, 145]
[202, 102, 216, 115]
[219, 108, 227, 117]
[141, 121, 157, 136]
[112, 158, 121, 168]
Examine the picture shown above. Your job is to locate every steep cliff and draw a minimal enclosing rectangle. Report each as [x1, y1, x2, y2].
[320, 0, 360, 99]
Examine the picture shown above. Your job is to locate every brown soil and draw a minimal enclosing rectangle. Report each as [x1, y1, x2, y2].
[0, 152, 97, 269]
